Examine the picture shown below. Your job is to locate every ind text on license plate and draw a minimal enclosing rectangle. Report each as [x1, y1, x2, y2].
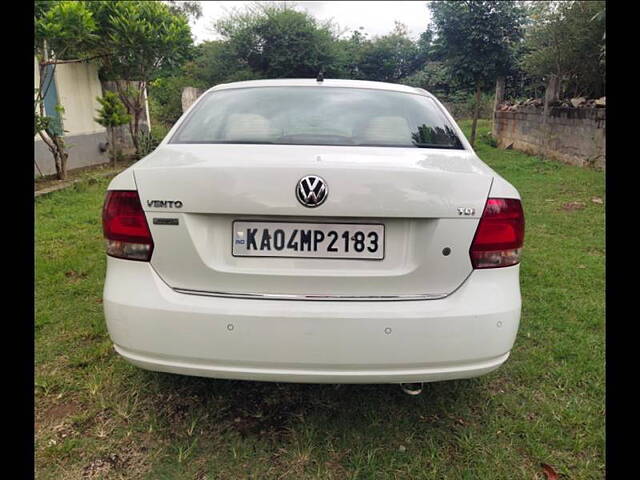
[232, 221, 384, 259]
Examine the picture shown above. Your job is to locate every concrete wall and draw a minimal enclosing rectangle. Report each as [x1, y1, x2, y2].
[493, 107, 605, 169]
[55, 62, 105, 136]
[35, 131, 109, 176]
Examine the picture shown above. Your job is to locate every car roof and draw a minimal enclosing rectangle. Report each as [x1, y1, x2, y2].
[205, 78, 433, 97]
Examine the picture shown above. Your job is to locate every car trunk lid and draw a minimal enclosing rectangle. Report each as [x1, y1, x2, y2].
[134, 144, 493, 298]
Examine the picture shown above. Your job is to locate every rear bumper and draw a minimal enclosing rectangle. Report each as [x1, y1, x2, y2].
[104, 258, 521, 384]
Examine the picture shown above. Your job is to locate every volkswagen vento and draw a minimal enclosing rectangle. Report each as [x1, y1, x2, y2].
[102, 79, 525, 389]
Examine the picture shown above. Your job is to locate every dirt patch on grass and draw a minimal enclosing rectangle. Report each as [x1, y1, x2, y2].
[148, 382, 310, 441]
[65, 270, 89, 282]
[45, 401, 82, 422]
[36, 398, 83, 434]
[36, 398, 85, 460]
[82, 443, 152, 480]
[561, 201, 586, 211]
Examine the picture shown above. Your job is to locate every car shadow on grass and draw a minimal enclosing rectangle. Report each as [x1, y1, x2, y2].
[135, 369, 489, 445]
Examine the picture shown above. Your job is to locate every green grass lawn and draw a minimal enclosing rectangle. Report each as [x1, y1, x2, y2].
[35, 119, 605, 479]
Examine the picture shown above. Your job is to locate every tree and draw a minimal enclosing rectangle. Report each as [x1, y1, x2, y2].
[34, 0, 98, 179]
[166, 0, 203, 22]
[87, 1, 193, 156]
[147, 76, 191, 127]
[428, 1, 526, 146]
[355, 22, 422, 82]
[212, 3, 343, 79]
[401, 62, 451, 97]
[183, 40, 251, 87]
[521, 1, 605, 99]
[95, 91, 131, 165]
[335, 28, 369, 79]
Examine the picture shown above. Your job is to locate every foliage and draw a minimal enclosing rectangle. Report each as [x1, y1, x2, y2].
[428, 0, 526, 145]
[34, 1, 99, 180]
[521, 1, 605, 98]
[150, 3, 352, 129]
[334, 28, 369, 78]
[34, 0, 195, 173]
[95, 91, 131, 128]
[34, 99, 63, 136]
[89, 1, 193, 82]
[136, 130, 162, 158]
[212, 3, 343, 79]
[429, 1, 526, 89]
[95, 91, 131, 164]
[166, 0, 203, 22]
[400, 61, 451, 96]
[34, 0, 98, 60]
[148, 76, 193, 127]
[445, 92, 495, 120]
[150, 122, 171, 142]
[352, 22, 422, 82]
[163, 6, 432, 111]
[182, 40, 241, 87]
[83, 1, 194, 156]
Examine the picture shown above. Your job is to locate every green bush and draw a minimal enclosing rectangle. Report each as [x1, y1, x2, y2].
[480, 130, 498, 148]
[150, 123, 170, 142]
[136, 130, 162, 158]
[148, 76, 195, 127]
[95, 91, 131, 163]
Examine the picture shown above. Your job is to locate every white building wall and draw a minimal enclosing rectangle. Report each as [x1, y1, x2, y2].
[34, 58, 151, 177]
[54, 62, 106, 136]
[34, 59, 110, 176]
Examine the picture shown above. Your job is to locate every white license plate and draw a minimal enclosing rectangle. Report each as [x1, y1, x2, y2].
[232, 221, 385, 259]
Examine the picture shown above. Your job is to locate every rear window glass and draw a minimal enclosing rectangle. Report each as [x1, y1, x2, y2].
[170, 87, 464, 149]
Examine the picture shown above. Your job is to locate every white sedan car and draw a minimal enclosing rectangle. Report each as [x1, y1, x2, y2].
[102, 79, 524, 389]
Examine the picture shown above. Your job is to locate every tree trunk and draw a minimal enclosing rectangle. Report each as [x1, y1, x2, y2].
[127, 109, 142, 157]
[60, 150, 68, 179]
[470, 81, 481, 147]
[113, 80, 141, 157]
[492, 76, 505, 138]
[53, 152, 63, 180]
[132, 110, 141, 156]
[543, 74, 560, 120]
[52, 136, 68, 180]
[110, 128, 117, 167]
[130, 81, 146, 157]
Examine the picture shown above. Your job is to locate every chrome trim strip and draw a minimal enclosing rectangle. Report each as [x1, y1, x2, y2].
[172, 288, 449, 302]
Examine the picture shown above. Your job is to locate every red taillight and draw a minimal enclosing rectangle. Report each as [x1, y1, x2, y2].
[470, 198, 525, 269]
[102, 190, 154, 261]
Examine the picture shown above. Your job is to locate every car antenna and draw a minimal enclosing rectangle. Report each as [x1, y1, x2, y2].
[316, 70, 324, 82]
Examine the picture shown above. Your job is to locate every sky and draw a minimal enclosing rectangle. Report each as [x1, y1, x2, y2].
[190, 1, 432, 44]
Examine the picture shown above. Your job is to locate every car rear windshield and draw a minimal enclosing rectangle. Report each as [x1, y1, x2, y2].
[170, 86, 464, 149]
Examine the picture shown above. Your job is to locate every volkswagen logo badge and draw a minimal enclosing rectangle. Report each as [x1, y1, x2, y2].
[296, 175, 328, 208]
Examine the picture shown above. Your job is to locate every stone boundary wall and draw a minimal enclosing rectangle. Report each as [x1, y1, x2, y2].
[494, 106, 605, 169]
